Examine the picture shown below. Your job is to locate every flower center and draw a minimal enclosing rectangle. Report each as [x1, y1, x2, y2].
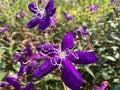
[36, 8, 46, 19]
[59, 51, 66, 59]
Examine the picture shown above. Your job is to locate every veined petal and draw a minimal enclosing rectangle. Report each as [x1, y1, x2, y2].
[61, 59, 84, 90]
[37, 44, 58, 57]
[4, 76, 21, 90]
[26, 17, 39, 29]
[67, 51, 98, 65]
[32, 60, 57, 79]
[38, 17, 50, 30]
[61, 32, 74, 51]
[23, 82, 34, 90]
[28, 3, 37, 14]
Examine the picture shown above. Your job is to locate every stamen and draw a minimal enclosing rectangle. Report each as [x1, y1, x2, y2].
[23, 59, 31, 65]
[70, 52, 79, 60]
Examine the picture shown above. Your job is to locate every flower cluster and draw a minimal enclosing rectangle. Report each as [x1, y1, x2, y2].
[0, 0, 99, 90]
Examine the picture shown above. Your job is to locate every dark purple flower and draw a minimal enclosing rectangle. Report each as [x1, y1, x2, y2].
[93, 81, 108, 90]
[89, 4, 98, 12]
[0, 76, 34, 90]
[13, 44, 41, 76]
[0, 26, 9, 34]
[75, 26, 89, 36]
[32, 32, 98, 90]
[20, 10, 26, 18]
[26, 0, 56, 30]
[63, 12, 73, 21]
[4, 76, 21, 90]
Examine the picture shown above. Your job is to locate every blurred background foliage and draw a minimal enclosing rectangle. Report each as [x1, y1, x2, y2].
[0, 0, 120, 90]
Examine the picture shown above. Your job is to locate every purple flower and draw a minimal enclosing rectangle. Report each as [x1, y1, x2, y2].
[0, 26, 9, 34]
[32, 32, 98, 90]
[63, 12, 73, 21]
[93, 81, 108, 90]
[75, 26, 89, 36]
[89, 4, 98, 12]
[20, 10, 26, 18]
[0, 76, 34, 90]
[13, 44, 41, 76]
[111, 0, 116, 4]
[26, 0, 56, 30]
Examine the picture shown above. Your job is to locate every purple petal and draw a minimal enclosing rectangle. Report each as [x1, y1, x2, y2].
[25, 62, 36, 74]
[61, 32, 74, 51]
[80, 26, 89, 36]
[61, 59, 84, 90]
[23, 44, 32, 57]
[67, 51, 98, 65]
[50, 15, 57, 26]
[90, 4, 98, 12]
[101, 81, 108, 90]
[38, 17, 50, 30]
[32, 60, 57, 79]
[0, 82, 10, 87]
[45, 0, 55, 12]
[23, 82, 34, 90]
[32, 53, 41, 60]
[45, 0, 56, 17]
[0, 26, 9, 34]
[63, 12, 73, 21]
[37, 44, 58, 57]
[20, 10, 26, 18]
[13, 53, 25, 63]
[26, 17, 39, 29]
[46, 8, 56, 17]
[93, 85, 101, 90]
[18, 65, 25, 76]
[4, 76, 21, 90]
[28, 3, 37, 14]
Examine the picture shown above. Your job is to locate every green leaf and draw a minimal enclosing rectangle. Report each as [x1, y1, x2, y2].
[0, 72, 6, 81]
[110, 84, 120, 90]
[105, 56, 116, 61]
[85, 66, 95, 78]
